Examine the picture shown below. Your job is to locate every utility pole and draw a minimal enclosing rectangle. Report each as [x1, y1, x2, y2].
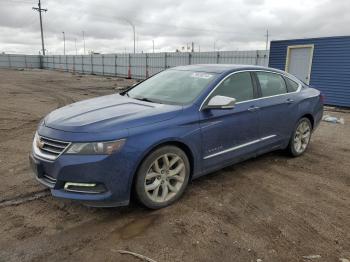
[133, 24, 136, 54]
[123, 19, 136, 54]
[82, 31, 86, 55]
[265, 29, 269, 51]
[74, 39, 77, 55]
[191, 42, 194, 52]
[32, 0, 47, 56]
[152, 40, 155, 53]
[62, 31, 66, 55]
[136, 35, 138, 53]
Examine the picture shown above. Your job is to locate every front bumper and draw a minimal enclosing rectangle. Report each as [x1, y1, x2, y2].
[29, 148, 136, 207]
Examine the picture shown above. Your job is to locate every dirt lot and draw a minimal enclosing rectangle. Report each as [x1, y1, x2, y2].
[0, 68, 349, 262]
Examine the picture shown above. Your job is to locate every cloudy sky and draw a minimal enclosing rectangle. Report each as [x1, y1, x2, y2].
[0, 0, 349, 55]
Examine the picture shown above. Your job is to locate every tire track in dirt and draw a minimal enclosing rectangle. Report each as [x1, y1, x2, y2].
[21, 83, 76, 108]
[0, 121, 38, 143]
[0, 119, 39, 131]
[0, 85, 76, 143]
[0, 206, 146, 262]
[0, 189, 50, 208]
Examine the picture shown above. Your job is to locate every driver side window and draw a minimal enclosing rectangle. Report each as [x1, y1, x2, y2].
[210, 72, 254, 102]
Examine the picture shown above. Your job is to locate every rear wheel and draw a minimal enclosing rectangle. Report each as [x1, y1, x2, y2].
[287, 117, 312, 157]
[135, 146, 190, 209]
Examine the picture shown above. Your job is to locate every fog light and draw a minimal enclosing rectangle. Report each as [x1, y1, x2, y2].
[64, 182, 106, 194]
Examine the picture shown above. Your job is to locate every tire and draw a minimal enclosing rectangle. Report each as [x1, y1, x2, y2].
[287, 117, 312, 157]
[134, 145, 190, 209]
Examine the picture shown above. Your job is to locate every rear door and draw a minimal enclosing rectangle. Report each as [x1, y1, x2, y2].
[199, 72, 260, 172]
[253, 71, 297, 150]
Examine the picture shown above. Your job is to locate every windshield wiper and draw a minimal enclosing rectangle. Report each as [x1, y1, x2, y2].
[132, 96, 162, 104]
[131, 96, 162, 104]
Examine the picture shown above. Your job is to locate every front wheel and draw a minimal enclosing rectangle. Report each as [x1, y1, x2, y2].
[287, 117, 312, 157]
[134, 146, 190, 209]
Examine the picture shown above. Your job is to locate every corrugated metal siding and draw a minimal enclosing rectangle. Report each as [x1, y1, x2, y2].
[269, 36, 350, 107]
[0, 50, 269, 81]
[130, 54, 147, 79]
[116, 54, 129, 77]
[82, 55, 92, 74]
[148, 53, 166, 76]
[191, 52, 214, 64]
[103, 54, 116, 75]
[0, 54, 41, 68]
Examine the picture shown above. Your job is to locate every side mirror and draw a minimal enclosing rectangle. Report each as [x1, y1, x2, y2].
[204, 95, 236, 110]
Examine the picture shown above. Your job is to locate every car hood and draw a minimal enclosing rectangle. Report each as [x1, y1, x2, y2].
[44, 94, 182, 133]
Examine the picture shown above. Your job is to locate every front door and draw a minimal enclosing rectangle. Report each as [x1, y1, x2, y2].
[286, 45, 314, 84]
[199, 72, 260, 172]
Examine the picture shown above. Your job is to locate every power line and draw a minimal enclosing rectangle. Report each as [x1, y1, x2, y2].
[32, 0, 47, 55]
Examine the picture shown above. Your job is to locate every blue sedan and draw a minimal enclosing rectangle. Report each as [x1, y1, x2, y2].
[29, 64, 323, 209]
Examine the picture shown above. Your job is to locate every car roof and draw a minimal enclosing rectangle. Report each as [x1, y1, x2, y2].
[171, 64, 285, 74]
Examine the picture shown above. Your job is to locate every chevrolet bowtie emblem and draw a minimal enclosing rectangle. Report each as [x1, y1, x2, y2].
[36, 138, 45, 149]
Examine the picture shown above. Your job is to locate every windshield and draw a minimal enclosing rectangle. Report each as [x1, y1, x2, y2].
[126, 69, 218, 105]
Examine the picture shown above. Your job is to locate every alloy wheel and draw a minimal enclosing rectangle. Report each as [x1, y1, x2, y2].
[144, 153, 186, 203]
[293, 120, 311, 154]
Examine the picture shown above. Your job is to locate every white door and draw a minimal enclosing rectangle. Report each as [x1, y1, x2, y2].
[285, 45, 314, 84]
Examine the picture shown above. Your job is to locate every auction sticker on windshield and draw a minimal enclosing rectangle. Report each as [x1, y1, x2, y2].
[190, 72, 215, 79]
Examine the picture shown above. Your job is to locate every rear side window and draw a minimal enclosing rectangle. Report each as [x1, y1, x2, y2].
[211, 72, 254, 102]
[284, 77, 299, 92]
[256, 72, 287, 97]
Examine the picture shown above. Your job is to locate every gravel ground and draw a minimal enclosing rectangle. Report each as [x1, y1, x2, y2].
[0, 68, 349, 262]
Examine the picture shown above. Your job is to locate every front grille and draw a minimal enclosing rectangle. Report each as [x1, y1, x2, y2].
[33, 134, 70, 161]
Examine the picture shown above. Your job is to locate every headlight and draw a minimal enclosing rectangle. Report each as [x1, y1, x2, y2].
[66, 139, 126, 155]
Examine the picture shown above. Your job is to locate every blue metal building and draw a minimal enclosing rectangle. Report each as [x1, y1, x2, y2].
[269, 36, 350, 107]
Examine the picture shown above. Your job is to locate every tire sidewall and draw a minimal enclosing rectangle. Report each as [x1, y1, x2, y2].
[135, 145, 190, 209]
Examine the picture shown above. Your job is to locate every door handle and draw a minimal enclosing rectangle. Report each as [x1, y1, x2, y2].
[286, 98, 294, 104]
[248, 106, 260, 112]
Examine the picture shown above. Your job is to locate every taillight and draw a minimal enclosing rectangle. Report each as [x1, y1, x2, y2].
[320, 93, 325, 104]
